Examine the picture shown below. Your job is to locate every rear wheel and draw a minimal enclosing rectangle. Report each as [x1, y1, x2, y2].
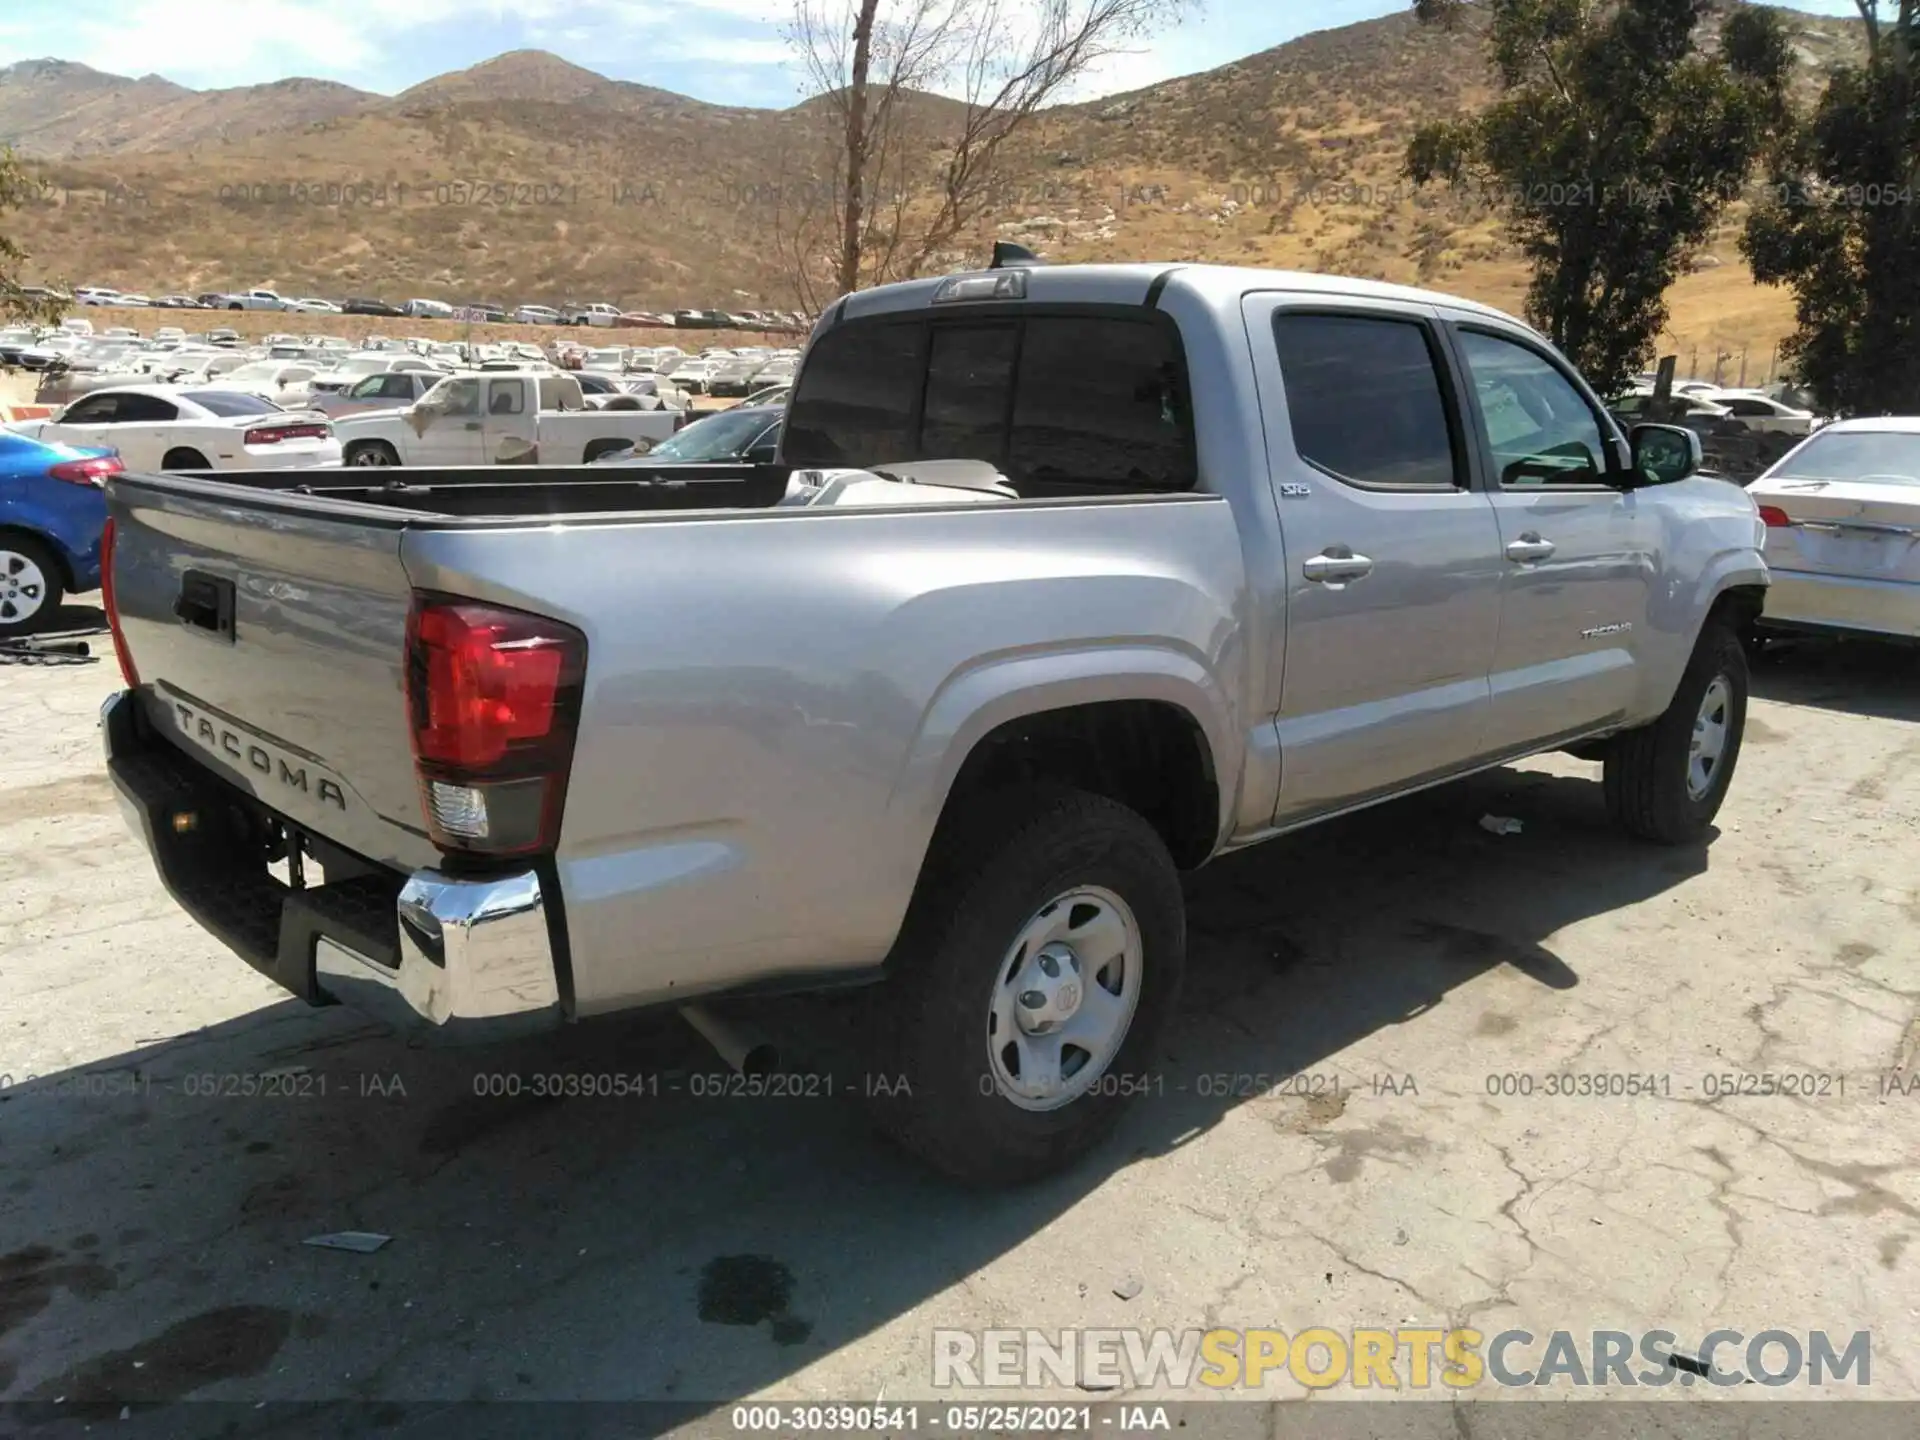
[0, 535, 64, 638]
[1604, 623, 1748, 844]
[865, 787, 1185, 1185]
[345, 441, 400, 467]
[161, 448, 209, 470]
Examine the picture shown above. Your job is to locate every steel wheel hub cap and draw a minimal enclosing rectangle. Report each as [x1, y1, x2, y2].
[0, 551, 47, 624]
[1689, 675, 1731, 801]
[987, 886, 1143, 1112]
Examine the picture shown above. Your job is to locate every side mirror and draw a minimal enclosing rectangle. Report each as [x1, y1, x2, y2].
[1628, 423, 1701, 486]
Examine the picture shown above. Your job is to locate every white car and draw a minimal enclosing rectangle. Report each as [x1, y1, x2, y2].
[305, 352, 449, 402]
[665, 356, 723, 393]
[1702, 389, 1817, 437]
[406, 299, 454, 320]
[310, 369, 449, 419]
[513, 305, 563, 325]
[37, 385, 342, 470]
[570, 304, 623, 328]
[285, 298, 342, 314]
[75, 288, 121, 307]
[210, 361, 322, 404]
[1751, 418, 1920, 643]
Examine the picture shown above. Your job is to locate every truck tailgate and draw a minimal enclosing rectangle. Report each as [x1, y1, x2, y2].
[109, 474, 435, 873]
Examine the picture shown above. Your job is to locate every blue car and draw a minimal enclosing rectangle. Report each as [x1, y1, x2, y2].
[0, 429, 122, 637]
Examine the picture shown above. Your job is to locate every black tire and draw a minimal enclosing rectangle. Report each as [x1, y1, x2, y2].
[227, 303, 243, 311]
[0, 533, 66, 638]
[161, 448, 209, 470]
[1604, 623, 1748, 844]
[345, 441, 400, 467]
[865, 786, 1186, 1186]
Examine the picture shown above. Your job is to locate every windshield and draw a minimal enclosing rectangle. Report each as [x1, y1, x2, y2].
[1771, 430, 1920, 484]
[649, 408, 774, 461]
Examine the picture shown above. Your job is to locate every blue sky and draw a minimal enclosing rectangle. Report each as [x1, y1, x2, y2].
[0, 0, 1872, 108]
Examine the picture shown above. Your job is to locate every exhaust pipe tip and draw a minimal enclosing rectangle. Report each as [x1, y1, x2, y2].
[680, 1002, 781, 1077]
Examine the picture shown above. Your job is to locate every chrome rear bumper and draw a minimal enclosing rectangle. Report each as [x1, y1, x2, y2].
[103, 689, 564, 1042]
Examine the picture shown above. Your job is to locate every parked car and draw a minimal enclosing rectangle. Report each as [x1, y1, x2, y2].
[97, 261, 1766, 1185]
[405, 299, 454, 320]
[306, 353, 447, 398]
[343, 297, 407, 317]
[37, 385, 340, 471]
[285, 297, 343, 315]
[0, 430, 122, 637]
[208, 361, 322, 405]
[513, 305, 564, 326]
[1704, 389, 1817, 437]
[310, 369, 448, 419]
[569, 304, 624, 328]
[74, 288, 121, 307]
[592, 403, 781, 465]
[220, 289, 289, 312]
[332, 371, 682, 465]
[151, 295, 201, 309]
[665, 355, 723, 393]
[1750, 418, 1920, 643]
[705, 353, 775, 397]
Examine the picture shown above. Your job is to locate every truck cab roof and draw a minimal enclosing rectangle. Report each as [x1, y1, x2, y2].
[836, 261, 1527, 333]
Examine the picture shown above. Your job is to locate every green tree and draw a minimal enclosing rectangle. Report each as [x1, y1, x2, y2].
[0, 145, 66, 325]
[1741, 0, 1919, 415]
[1406, 0, 1790, 397]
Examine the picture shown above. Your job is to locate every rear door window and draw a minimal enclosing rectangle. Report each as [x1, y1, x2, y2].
[1271, 313, 1461, 489]
[784, 311, 1193, 493]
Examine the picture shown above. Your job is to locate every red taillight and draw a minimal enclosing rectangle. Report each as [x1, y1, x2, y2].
[99, 516, 138, 688]
[49, 455, 124, 487]
[1757, 505, 1793, 528]
[243, 423, 330, 445]
[404, 595, 586, 857]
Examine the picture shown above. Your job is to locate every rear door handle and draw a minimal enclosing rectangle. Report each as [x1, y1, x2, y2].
[1303, 549, 1374, 585]
[1505, 535, 1556, 563]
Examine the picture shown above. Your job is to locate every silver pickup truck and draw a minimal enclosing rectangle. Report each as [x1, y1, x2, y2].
[99, 262, 1768, 1183]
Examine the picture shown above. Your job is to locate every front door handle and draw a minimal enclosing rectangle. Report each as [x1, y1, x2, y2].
[1303, 549, 1374, 585]
[1505, 535, 1556, 563]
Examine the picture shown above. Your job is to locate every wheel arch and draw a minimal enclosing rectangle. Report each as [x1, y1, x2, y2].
[898, 651, 1236, 875]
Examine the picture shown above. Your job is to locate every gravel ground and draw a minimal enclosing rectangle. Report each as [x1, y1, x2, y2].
[2, 618, 1916, 1436]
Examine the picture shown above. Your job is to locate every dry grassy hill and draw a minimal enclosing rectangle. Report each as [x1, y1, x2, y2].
[0, 5, 1869, 373]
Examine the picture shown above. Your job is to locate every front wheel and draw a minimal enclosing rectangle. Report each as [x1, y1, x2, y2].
[865, 787, 1185, 1185]
[1604, 623, 1749, 844]
[345, 441, 400, 467]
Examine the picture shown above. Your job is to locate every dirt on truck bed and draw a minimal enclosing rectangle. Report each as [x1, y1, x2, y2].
[2, 616, 1918, 1429]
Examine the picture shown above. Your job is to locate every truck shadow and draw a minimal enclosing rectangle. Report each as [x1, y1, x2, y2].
[0, 761, 1700, 1424]
[1750, 635, 1920, 723]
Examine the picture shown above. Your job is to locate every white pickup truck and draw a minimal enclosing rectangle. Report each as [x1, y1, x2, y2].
[330, 370, 685, 466]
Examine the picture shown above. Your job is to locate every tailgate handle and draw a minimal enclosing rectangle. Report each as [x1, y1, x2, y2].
[175, 570, 236, 641]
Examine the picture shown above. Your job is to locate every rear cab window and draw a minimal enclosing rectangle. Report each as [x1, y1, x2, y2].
[784, 310, 1195, 496]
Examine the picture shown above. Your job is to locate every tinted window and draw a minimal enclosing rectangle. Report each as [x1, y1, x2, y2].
[922, 324, 1018, 467]
[1009, 318, 1193, 493]
[784, 321, 926, 468]
[1456, 330, 1609, 486]
[59, 394, 121, 424]
[183, 390, 277, 417]
[1271, 313, 1459, 489]
[382, 374, 421, 398]
[348, 377, 385, 398]
[436, 379, 481, 417]
[488, 379, 526, 415]
[1722, 398, 1772, 418]
[784, 313, 1194, 492]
